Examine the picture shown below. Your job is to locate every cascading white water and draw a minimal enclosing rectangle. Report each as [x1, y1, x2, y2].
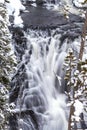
[8, 0, 85, 129]
[15, 29, 69, 130]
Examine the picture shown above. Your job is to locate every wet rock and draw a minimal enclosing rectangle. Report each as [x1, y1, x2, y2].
[12, 27, 27, 61]
[9, 114, 18, 130]
[10, 63, 28, 103]
[36, 0, 46, 5]
[9, 86, 20, 102]
[13, 27, 24, 37]
[60, 31, 79, 44]
[21, 6, 68, 29]
[9, 109, 39, 130]
[21, 6, 84, 30]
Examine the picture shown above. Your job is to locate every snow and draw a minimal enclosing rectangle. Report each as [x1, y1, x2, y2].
[3, 0, 87, 127]
[0, 15, 4, 21]
[74, 70, 79, 76]
[6, 0, 25, 15]
[6, 0, 25, 27]
[14, 16, 24, 28]
[74, 99, 83, 121]
[9, 103, 15, 108]
[73, 0, 87, 7]
[75, 90, 82, 98]
[0, 113, 4, 120]
[19, 119, 24, 122]
[0, 0, 4, 4]
[31, 3, 37, 7]
[73, 0, 83, 7]
[83, 54, 87, 60]
[67, 101, 74, 107]
[72, 115, 80, 122]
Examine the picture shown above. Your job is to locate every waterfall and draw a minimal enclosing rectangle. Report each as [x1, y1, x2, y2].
[9, 6, 84, 129]
[21, 29, 68, 130]
[7, 0, 85, 129]
[9, 28, 72, 130]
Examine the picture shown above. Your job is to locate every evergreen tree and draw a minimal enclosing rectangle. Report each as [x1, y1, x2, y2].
[64, 49, 87, 130]
[63, 1, 87, 129]
[0, 1, 16, 129]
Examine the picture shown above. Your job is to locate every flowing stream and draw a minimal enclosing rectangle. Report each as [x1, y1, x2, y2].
[10, 28, 72, 130]
[22, 29, 68, 130]
[10, 27, 83, 130]
[9, 0, 84, 129]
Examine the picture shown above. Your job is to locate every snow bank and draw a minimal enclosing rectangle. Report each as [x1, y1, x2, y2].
[6, 0, 25, 27]
[73, 0, 87, 8]
[0, 0, 4, 4]
[74, 99, 83, 121]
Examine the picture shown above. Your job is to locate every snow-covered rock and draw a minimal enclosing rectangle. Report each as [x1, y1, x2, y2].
[6, 0, 25, 27]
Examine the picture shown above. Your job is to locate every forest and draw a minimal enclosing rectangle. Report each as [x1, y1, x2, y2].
[0, 0, 87, 130]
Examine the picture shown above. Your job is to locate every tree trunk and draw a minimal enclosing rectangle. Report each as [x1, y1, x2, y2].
[68, 9, 87, 130]
[79, 9, 87, 60]
[68, 103, 75, 130]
